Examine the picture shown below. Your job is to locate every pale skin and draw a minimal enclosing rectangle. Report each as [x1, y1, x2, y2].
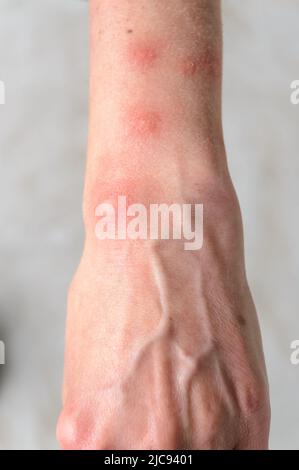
[56, 0, 271, 449]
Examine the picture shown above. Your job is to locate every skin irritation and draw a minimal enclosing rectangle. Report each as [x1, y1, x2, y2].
[122, 36, 220, 144]
[127, 40, 159, 70]
[84, 178, 139, 230]
[123, 39, 164, 141]
[124, 105, 162, 139]
[83, 175, 165, 229]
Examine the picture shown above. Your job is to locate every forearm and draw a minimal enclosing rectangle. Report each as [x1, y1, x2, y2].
[86, 0, 226, 201]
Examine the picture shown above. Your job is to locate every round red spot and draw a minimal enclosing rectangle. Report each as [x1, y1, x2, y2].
[127, 41, 158, 70]
[126, 107, 161, 138]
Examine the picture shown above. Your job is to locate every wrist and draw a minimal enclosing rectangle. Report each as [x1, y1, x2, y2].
[82, 147, 234, 233]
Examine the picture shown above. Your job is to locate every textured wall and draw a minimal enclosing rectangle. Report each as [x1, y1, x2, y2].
[0, 0, 298, 449]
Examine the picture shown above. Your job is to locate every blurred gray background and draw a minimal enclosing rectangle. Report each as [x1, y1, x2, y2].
[0, 0, 298, 450]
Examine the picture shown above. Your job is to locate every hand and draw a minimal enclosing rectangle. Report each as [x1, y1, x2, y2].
[57, 168, 270, 450]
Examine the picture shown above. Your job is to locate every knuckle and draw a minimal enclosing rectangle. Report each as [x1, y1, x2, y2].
[56, 410, 85, 450]
[57, 405, 112, 450]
